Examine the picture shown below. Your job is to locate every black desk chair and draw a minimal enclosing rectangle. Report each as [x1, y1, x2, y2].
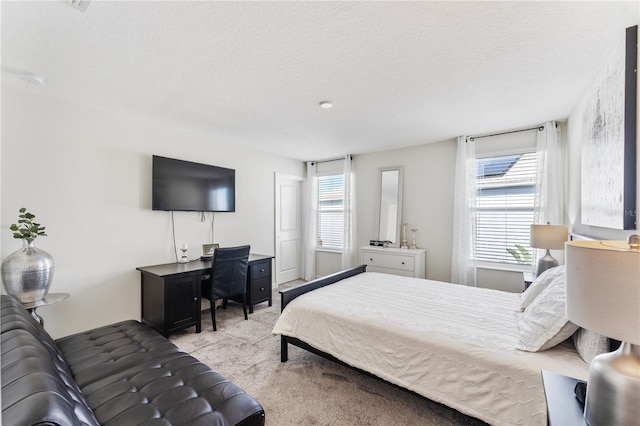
[201, 245, 250, 331]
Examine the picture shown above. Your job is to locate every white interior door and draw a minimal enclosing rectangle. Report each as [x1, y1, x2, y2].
[275, 173, 303, 284]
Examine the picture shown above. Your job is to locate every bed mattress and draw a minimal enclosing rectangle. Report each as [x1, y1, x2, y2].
[272, 272, 589, 426]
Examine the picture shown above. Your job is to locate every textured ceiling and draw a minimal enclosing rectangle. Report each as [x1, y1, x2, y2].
[2, 1, 638, 161]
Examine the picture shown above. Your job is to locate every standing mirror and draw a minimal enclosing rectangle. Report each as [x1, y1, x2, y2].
[375, 166, 403, 247]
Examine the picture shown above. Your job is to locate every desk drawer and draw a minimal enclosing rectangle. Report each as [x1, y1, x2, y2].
[363, 252, 414, 272]
[250, 260, 271, 280]
[251, 278, 271, 303]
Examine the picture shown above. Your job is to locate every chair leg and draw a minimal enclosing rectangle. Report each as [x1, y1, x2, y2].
[222, 298, 227, 309]
[211, 303, 217, 331]
[242, 294, 248, 320]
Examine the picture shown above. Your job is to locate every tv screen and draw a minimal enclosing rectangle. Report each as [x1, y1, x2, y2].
[152, 155, 235, 212]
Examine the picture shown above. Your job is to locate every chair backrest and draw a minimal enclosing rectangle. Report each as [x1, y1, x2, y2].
[210, 245, 251, 300]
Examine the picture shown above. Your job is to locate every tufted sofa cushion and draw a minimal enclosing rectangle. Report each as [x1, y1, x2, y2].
[1, 296, 99, 425]
[1, 295, 265, 426]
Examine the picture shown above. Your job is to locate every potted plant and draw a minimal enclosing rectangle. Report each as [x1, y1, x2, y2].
[1, 208, 55, 303]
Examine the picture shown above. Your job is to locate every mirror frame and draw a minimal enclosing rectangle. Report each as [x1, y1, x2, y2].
[375, 166, 404, 247]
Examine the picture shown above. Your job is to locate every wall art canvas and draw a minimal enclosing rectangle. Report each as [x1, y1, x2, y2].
[581, 26, 637, 230]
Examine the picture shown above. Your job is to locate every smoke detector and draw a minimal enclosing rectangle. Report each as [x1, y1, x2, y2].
[65, 0, 91, 12]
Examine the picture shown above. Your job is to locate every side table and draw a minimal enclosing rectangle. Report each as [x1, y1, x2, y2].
[522, 271, 533, 290]
[22, 292, 70, 327]
[541, 370, 587, 426]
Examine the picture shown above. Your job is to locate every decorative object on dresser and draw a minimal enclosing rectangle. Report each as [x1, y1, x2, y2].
[361, 246, 426, 278]
[530, 222, 567, 277]
[410, 228, 418, 249]
[1, 207, 55, 303]
[401, 222, 408, 248]
[565, 236, 640, 426]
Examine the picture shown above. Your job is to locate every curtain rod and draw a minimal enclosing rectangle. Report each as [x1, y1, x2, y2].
[468, 122, 557, 141]
[310, 155, 352, 165]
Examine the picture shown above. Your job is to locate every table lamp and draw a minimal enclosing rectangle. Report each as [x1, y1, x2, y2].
[530, 223, 568, 276]
[565, 236, 640, 426]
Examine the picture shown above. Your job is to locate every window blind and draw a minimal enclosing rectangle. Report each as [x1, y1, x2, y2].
[317, 174, 344, 250]
[475, 152, 536, 265]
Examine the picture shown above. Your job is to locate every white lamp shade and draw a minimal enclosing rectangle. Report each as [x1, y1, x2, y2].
[565, 241, 640, 345]
[530, 224, 568, 250]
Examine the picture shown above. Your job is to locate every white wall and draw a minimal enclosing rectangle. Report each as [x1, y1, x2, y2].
[1, 86, 304, 338]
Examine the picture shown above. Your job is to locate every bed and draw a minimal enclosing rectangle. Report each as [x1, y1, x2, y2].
[272, 265, 591, 426]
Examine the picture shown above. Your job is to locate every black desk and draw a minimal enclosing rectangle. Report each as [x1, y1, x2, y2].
[541, 370, 587, 426]
[137, 254, 273, 336]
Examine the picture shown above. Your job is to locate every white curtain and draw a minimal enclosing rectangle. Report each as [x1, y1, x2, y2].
[451, 136, 477, 286]
[533, 121, 565, 263]
[342, 155, 356, 269]
[303, 162, 318, 281]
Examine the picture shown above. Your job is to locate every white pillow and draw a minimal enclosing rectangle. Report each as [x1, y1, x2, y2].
[573, 328, 609, 363]
[520, 265, 565, 312]
[517, 276, 579, 352]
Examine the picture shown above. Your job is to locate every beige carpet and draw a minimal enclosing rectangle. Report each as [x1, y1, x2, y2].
[170, 282, 487, 426]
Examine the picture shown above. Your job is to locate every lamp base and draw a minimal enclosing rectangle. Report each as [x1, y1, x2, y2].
[584, 342, 640, 426]
[535, 249, 559, 277]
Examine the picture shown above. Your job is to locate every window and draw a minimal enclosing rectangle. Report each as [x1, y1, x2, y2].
[317, 173, 344, 250]
[475, 152, 536, 265]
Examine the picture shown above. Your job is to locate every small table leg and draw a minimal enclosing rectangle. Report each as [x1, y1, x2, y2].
[28, 308, 44, 327]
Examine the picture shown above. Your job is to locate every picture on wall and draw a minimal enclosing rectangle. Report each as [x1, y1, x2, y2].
[581, 25, 637, 230]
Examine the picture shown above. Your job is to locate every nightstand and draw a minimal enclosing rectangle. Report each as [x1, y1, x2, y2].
[541, 370, 586, 426]
[522, 271, 533, 290]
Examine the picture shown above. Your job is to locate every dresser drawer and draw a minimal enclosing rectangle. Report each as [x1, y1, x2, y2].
[362, 252, 414, 272]
[366, 265, 416, 277]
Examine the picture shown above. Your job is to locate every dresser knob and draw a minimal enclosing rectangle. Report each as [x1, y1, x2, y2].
[260, 269, 265, 272]
[193, 297, 197, 301]
[260, 287, 265, 291]
[370, 258, 373, 261]
[401, 262, 405, 265]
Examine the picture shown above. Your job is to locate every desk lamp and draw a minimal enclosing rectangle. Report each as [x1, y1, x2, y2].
[565, 236, 640, 426]
[530, 223, 568, 276]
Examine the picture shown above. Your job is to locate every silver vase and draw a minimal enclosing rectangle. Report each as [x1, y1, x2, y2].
[1, 239, 55, 303]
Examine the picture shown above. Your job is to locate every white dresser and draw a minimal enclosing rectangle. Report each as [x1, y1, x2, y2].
[361, 246, 426, 278]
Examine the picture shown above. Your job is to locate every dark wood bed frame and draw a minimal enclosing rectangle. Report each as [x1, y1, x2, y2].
[277, 264, 492, 423]
[279, 264, 366, 363]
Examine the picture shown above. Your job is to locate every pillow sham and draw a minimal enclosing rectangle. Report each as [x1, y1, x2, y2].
[517, 276, 579, 352]
[573, 328, 609, 363]
[520, 265, 565, 312]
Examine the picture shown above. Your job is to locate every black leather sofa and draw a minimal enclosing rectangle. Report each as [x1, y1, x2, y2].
[1, 294, 265, 425]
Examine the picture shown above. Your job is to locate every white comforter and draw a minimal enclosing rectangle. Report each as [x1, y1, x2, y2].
[272, 272, 589, 426]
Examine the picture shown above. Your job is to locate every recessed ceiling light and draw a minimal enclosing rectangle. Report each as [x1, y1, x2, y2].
[319, 101, 333, 109]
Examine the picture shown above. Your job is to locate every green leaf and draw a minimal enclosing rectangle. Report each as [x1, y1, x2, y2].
[25, 213, 35, 220]
[19, 207, 26, 213]
[9, 224, 18, 231]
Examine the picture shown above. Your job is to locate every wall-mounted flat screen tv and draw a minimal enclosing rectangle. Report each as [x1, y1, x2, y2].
[152, 155, 235, 212]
